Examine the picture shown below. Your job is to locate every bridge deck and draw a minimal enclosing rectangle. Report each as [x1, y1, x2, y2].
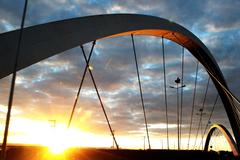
[3, 146, 236, 160]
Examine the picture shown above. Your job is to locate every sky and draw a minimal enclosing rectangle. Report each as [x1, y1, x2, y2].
[0, 0, 239, 150]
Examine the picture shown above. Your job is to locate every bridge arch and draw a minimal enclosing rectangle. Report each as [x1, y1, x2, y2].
[204, 124, 239, 156]
[0, 14, 239, 149]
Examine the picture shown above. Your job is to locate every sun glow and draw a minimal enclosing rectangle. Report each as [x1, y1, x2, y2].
[47, 130, 72, 154]
[3, 117, 124, 149]
[40, 125, 91, 154]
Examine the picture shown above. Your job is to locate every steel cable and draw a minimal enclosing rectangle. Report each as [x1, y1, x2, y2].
[131, 34, 151, 149]
[187, 61, 199, 149]
[81, 43, 119, 149]
[68, 42, 96, 128]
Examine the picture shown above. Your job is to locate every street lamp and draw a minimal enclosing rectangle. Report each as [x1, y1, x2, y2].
[49, 119, 56, 128]
[143, 136, 145, 150]
[169, 77, 185, 150]
[111, 130, 115, 149]
[196, 108, 207, 150]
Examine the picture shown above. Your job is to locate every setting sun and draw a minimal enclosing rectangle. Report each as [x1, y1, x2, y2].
[47, 131, 70, 154]
[42, 125, 84, 153]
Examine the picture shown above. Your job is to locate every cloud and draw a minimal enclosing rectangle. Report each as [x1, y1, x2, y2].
[0, 0, 239, 148]
[203, 0, 240, 32]
[0, 0, 24, 33]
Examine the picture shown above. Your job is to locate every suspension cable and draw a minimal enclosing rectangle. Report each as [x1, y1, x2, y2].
[193, 76, 210, 149]
[162, 37, 169, 149]
[199, 95, 219, 149]
[180, 46, 184, 149]
[131, 34, 151, 149]
[1, 1, 28, 160]
[206, 68, 240, 109]
[67, 42, 96, 128]
[187, 61, 199, 149]
[206, 69, 240, 115]
[81, 43, 119, 149]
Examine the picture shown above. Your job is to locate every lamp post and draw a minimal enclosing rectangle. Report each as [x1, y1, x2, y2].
[144, 136, 145, 150]
[112, 130, 115, 149]
[196, 108, 207, 149]
[49, 119, 56, 128]
[169, 77, 185, 150]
